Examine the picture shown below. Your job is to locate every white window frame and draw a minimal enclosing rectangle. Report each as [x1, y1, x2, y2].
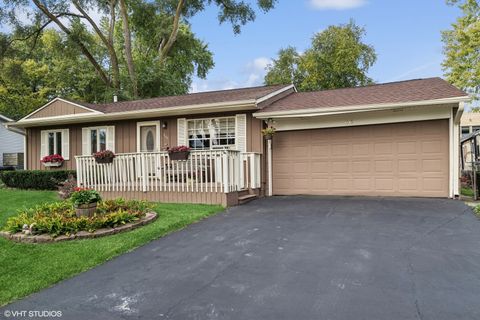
[40, 129, 69, 160]
[89, 127, 107, 154]
[136, 121, 161, 152]
[82, 126, 115, 155]
[186, 116, 237, 150]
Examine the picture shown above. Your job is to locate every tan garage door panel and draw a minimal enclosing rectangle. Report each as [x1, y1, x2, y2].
[273, 120, 449, 197]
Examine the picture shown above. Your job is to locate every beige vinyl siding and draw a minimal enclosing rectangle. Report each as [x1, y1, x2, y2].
[25, 112, 264, 171]
[28, 100, 93, 119]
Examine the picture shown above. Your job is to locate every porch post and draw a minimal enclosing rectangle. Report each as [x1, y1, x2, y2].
[267, 139, 272, 197]
[223, 151, 229, 193]
[141, 153, 147, 192]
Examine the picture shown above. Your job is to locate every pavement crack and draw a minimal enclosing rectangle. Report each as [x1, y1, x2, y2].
[405, 207, 470, 252]
[406, 252, 424, 320]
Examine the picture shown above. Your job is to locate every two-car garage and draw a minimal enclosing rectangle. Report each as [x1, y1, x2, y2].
[272, 120, 450, 197]
[257, 78, 470, 199]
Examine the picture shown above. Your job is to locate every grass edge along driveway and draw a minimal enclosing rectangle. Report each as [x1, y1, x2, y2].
[0, 189, 224, 306]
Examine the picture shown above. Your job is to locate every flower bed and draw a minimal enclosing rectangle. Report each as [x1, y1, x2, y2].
[1, 199, 157, 242]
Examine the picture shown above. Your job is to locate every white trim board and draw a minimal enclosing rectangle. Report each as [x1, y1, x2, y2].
[12, 101, 257, 128]
[256, 84, 296, 104]
[272, 104, 453, 132]
[0, 114, 13, 122]
[254, 96, 470, 119]
[19, 98, 103, 122]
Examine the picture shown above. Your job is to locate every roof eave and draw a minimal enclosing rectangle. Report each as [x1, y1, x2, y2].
[253, 96, 472, 119]
[19, 97, 103, 122]
[9, 100, 258, 128]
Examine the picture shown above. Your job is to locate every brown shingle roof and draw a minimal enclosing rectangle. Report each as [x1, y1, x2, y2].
[257, 78, 468, 114]
[80, 84, 290, 113]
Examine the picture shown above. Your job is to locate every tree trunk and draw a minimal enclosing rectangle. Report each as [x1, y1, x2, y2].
[119, 0, 138, 98]
[72, 0, 120, 92]
[32, 0, 112, 88]
[159, 0, 185, 61]
[108, 0, 120, 92]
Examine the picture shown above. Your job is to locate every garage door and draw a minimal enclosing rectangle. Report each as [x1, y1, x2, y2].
[272, 120, 449, 197]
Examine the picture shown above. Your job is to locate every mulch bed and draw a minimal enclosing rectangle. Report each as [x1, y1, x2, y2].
[0, 211, 157, 244]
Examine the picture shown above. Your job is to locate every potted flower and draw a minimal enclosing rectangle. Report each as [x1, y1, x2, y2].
[41, 154, 64, 167]
[167, 145, 191, 161]
[262, 126, 276, 140]
[70, 188, 102, 217]
[93, 150, 116, 164]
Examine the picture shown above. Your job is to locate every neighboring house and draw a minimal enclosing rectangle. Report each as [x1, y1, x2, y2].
[6, 77, 469, 205]
[0, 114, 24, 169]
[460, 112, 480, 138]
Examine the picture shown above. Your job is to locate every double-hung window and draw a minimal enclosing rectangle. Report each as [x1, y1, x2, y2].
[40, 129, 69, 159]
[187, 117, 236, 150]
[90, 127, 107, 153]
[82, 126, 115, 155]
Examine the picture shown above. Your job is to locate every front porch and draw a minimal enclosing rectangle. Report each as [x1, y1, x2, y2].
[75, 150, 262, 206]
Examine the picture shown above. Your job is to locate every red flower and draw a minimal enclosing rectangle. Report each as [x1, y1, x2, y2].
[93, 150, 116, 159]
[41, 154, 64, 163]
[167, 145, 191, 153]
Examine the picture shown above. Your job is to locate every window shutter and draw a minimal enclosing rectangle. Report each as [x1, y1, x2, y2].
[177, 118, 187, 146]
[106, 126, 115, 151]
[40, 130, 47, 159]
[62, 129, 70, 160]
[82, 128, 90, 155]
[235, 114, 247, 152]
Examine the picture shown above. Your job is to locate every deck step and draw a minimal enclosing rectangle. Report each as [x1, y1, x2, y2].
[238, 194, 258, 205]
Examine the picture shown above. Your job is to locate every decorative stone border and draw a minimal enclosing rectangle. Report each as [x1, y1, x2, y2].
[0, 211, 157, 244]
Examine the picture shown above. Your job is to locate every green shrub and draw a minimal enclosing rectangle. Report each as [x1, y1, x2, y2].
[70, 188, 101, 206]
[4, 198, 153, 237]
[0, 170, 76, 190]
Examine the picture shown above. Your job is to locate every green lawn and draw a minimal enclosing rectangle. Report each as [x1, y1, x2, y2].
[0, 189, 223, 306]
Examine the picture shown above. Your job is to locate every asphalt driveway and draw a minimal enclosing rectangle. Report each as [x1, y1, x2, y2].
[3, 196, 480, 320]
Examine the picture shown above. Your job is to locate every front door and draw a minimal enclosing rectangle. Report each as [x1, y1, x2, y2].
[138, 121, 160, 152]
[137, 121, 161, 178]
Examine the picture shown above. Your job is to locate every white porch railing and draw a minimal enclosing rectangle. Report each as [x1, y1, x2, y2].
[75, 150, 261, 194]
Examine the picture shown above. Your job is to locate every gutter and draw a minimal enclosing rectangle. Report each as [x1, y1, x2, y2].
[9, 100, 258, 128]
[3, 122, 25, 136]
[253, 96, 471, 119]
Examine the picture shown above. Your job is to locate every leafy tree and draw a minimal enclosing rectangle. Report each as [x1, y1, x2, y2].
[265, 21, 376, 91]
[0, 0, 277, 100]
[442, 0, 480, 99]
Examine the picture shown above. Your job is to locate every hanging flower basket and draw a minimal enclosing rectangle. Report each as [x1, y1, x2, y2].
[262, 126, 276, 140]
[41, 154, 64, 168]
[167, 146, 191, 161]
[93, 150, 115, 164]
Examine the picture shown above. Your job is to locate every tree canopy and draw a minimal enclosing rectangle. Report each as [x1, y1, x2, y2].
[0, 0, 277, 119]
[442, 0, 480, 99]
[265, 21, 377, 91]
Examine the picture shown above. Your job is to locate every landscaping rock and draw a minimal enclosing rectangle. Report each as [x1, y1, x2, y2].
[75, 231, 93, 239]
[92, 228, 116, 238]
[4, 211, 157, 244]
[0, 231, 11, 239]
[35, 235, 53, 243]
[114, 224, 134, 233]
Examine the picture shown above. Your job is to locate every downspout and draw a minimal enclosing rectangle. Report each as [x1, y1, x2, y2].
[454, 101, 464, 124]
[452, 102, 465, 198]
[267, 138, 272, 197]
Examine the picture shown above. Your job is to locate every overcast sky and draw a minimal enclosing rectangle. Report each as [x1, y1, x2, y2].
[188, 0, 461, 93]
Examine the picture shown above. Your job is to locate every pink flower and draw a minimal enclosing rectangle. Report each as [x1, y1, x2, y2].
[41, 154, 64, 163]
